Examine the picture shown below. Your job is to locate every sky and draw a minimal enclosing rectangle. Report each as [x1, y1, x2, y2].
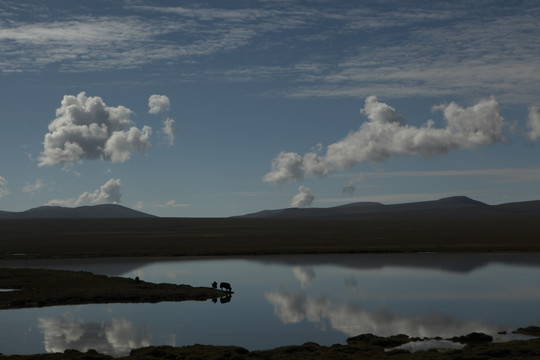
[0, 0, 539, 217]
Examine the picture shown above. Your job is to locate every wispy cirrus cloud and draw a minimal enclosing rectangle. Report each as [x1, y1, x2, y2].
[151, 200, 191, 208]
[336, 168, 540, 185]
[22, 179, 47, 194]
[1, 1, 538, 105]
[0, 14, 255, 72]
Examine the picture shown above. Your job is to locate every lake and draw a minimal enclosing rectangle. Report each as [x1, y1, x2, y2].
[1, 253, 539, 356]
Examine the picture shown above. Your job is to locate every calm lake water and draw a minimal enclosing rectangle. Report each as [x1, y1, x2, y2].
[1, 253, 539, 356]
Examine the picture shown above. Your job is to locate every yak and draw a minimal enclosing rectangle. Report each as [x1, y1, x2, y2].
[220, 282, 232, 292]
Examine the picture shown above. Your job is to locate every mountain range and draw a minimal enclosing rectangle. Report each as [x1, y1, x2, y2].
[237, 196, 540, 219]
[1, 196, 540, 219]
[0, 204, 156, 219]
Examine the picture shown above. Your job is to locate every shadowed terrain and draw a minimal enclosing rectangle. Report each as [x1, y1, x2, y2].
[0, 268, 226, 309]
[1, 197, 539, 359]
[1, 215, 540, 259]
[0, 334, 538, 359]
[0, 204, 155, 219]
[1, 196, 539, 259]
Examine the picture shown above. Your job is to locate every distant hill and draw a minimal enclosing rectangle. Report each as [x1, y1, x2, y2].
[236, 196, 540, 219]
[0, 204, 156, 219]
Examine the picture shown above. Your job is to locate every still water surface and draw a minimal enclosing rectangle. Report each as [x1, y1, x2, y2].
[1, 253, 539, 356]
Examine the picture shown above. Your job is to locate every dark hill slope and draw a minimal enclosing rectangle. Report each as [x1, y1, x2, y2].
[0, 204, 156, 219]
[237, 196, 540, 219]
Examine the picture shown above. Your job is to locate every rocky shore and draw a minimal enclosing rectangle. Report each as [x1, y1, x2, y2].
[0, 332, 539, 359]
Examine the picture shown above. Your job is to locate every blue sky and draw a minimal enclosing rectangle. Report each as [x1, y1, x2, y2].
[0, 0, 539, 217]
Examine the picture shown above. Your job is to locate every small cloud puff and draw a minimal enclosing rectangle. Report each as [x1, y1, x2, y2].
[290, 185, 314, 208]
[148, 94, 170, 114]
[0, 176, 9, 198]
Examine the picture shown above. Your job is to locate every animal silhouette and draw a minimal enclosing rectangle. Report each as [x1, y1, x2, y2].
[220, 282, 232, 292]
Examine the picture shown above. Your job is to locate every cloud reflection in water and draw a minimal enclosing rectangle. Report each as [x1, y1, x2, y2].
[265, 290, 499, 339]
[292, 266, 316, 288]
[38, 316, 150, 355]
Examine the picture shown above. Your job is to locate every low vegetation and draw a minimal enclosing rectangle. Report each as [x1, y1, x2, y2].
[1, 216, 540, 260]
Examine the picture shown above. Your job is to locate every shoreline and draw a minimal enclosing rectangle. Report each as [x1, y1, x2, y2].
[0, 331, 538, 359]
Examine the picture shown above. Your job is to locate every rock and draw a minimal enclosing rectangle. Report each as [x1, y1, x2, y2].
[513, 326, 540, 337]
[347, 333, 410, 347]
[451, 332, 493, 344]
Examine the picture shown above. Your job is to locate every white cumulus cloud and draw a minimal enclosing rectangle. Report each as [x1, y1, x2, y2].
[264, 96, 507, 184]
[290, 185, 314, 208]
[47, 178, 122, 207]
[148, 94, 170, 114]
[76, 178, 122, 205]
[38, 92, 152, 167]
[263, 152, 305, 184]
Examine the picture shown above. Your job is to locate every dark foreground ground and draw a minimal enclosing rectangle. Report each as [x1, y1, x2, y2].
[0, 268, 227, 309]
[1, 216, 540, 259]
[1, 332, 539, 359]
[1, 217, 539, 358]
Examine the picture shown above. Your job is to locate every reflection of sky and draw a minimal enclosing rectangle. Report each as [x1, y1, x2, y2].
[0, 254, 539, 355]
[265, 290, 499, 338]
[39, 316, 150, 355]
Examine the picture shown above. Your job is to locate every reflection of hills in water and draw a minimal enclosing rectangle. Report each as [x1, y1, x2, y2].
[2, 253, 540, 276]
[0, 257, 153, 276]
[253, 253, 540, 274]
